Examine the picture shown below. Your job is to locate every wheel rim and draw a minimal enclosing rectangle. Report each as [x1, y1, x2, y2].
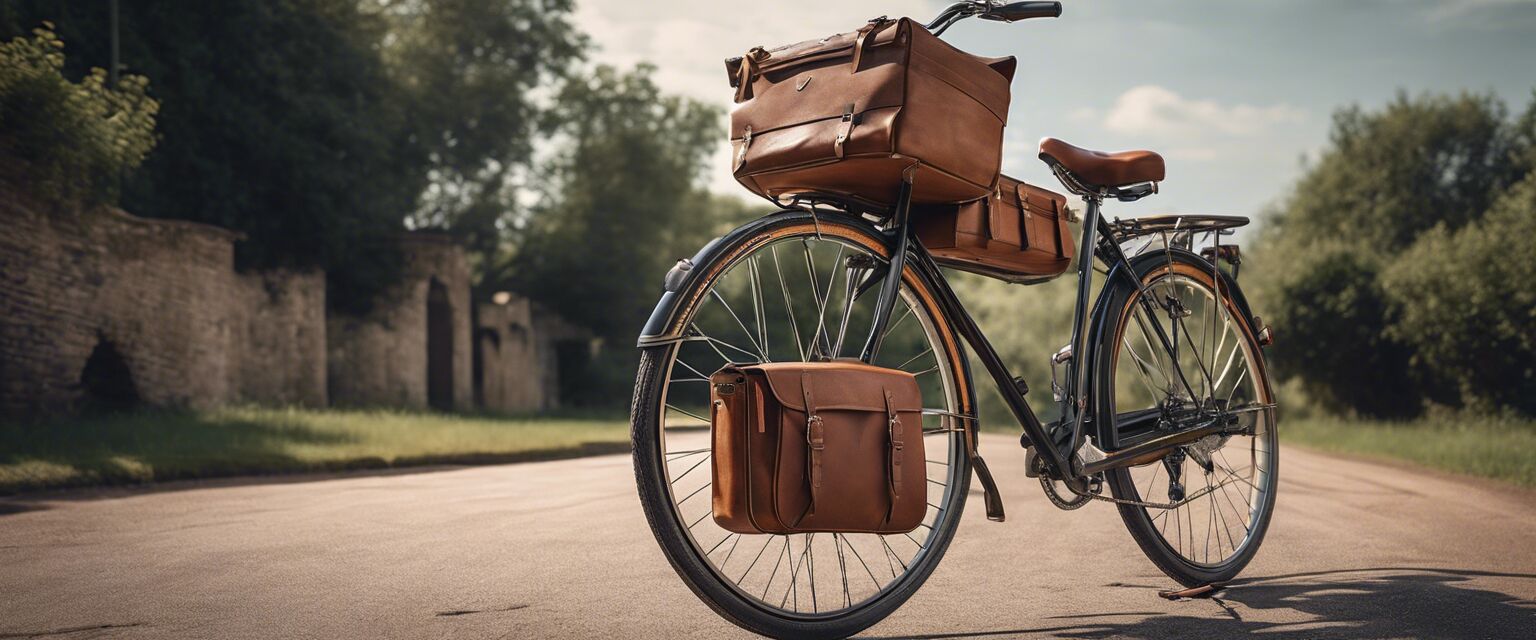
[1109, 269, 1276, 569]
[650, 226, 967, 618]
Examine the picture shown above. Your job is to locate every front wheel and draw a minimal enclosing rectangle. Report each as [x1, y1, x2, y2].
[631, 211, 976, 639]
[1095, 250, 1279, 587]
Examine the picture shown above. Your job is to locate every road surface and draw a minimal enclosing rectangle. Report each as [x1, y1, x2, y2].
[2, 435, 1534, 639]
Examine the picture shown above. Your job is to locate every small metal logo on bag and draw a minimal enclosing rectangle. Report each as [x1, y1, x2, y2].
[714, 383, 737, 396]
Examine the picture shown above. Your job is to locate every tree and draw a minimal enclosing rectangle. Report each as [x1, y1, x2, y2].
[1381, 174, 1536, 414]
[0, 24, 157, 204]
[370, 0, 585, 263]
[495, 64, 721, 404]
[1, 0, 587, 312]
[1249, 91, 1536, 417]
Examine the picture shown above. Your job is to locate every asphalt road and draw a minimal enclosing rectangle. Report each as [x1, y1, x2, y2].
[3, 435, 1534, 639]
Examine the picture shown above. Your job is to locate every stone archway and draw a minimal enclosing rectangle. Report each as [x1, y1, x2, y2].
[426, 278, 454, 411]
[79, 336, 139, 413]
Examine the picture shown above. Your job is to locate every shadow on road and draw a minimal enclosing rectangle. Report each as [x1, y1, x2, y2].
[865, 567, 1536, 639]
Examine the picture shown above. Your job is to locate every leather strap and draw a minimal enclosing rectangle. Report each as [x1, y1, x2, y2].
[883, 388, 904, 524]
[850, 18, 893, 73]
[801, 371, 824, 517]
[833, 103, 856, 159]
[733, 47, 768, 103]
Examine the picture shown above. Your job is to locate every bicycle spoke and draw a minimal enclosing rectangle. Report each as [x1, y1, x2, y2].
[665, 403, 710, 424]
[736, 535, 777, 585]
[709, 288, 766, 360]
[670, 454, 711, 486]
[748, 255, 771, 361]
[770, 244, 808, 362]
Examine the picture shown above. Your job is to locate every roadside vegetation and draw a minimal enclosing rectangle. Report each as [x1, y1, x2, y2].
[0, 408, 629, 494]
[1280, 412, 1536, 488]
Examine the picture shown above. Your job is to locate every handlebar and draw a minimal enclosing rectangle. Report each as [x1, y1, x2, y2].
[926, 1, 1061, 36]
[980, 2, 1064, 22]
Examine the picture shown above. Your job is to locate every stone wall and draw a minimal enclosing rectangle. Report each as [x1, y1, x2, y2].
[326, 234, 474, 411]
[1, 190, 575, 418]
[0, 192, 327, 416]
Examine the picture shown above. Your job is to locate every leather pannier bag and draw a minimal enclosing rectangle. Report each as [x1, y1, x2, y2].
[726, 17, 1016, 208]
[914, 175, 1076, 283]
[709, 361, 926, 535]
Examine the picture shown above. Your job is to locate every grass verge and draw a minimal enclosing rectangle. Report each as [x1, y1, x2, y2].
[0, 407, 630, 494]
[1281, 414, 1536, 488]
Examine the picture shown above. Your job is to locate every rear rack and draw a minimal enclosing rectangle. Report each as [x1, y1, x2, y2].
[1107, 214, 1249, 244]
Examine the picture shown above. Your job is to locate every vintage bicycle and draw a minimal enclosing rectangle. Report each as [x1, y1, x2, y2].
[630, 2, 1277, 638]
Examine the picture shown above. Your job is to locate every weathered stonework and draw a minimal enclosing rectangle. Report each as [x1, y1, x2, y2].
[0, 192, 326, 415]
[1, 189, 576, 418]
[472, 295, 591, 413]
[326, 234, 474, 411]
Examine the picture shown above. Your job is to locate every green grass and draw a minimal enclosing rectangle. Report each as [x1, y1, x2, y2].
[1281, 414, 1536, 488]
[0, 407, 630, 494]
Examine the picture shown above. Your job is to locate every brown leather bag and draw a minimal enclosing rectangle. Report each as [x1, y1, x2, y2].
[726, 17, 1015, 209]
[915, 175, 1076, 282]
[710, 361, 926, 535]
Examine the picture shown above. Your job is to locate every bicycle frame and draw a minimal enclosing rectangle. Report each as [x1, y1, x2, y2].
[854, 173, 1257, 486]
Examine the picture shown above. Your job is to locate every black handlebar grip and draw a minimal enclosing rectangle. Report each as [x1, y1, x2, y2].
[980, 1, 1063, 22]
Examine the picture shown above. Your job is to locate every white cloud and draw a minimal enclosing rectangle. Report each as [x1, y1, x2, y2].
[1101, 85, 1305, 138]
[1424, 0, 1536, 21]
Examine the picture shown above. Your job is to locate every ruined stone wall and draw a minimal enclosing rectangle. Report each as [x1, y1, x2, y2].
[326, 234, 473, 410]
[475, 296, 543, 413]
[0, 192, 327, 417]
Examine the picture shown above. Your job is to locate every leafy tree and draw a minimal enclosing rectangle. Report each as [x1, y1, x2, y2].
[1278, 92, 1527, 253]
[495, 64, 720, 404]
[0, 24, 157, 204]
[1250, 91, 1536, 417]
[370, 0, 584, 262]
[1381, 174, 1536, 414]
[1, 1, 587, 312]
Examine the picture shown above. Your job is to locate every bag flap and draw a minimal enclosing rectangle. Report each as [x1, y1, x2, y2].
[743, 361, 920, 413]
[1015, 180, 1067, 218]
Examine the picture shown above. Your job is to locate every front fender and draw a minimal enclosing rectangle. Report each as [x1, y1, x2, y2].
[635, 211, 802, 348]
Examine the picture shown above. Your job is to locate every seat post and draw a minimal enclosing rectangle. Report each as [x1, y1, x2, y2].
[1060, 192, 1103, 462]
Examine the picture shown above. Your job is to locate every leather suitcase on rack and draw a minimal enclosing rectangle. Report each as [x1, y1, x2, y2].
[915, 175, 1076, 282]
[709, 361, 926, 535]
[726, 17, 1015, 209]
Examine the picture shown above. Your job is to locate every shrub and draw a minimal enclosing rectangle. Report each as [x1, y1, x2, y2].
[0, 24, 157, 203]
[1382, 174, 1536, 414]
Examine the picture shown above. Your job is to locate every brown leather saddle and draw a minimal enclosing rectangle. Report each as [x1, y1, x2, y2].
[1038, 137, 1165, 191]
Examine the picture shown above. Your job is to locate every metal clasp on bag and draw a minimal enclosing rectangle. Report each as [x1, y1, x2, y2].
[735, 125, 752, 170]
[806, 414, 825, 450]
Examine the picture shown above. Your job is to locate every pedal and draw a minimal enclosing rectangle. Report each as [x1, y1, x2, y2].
[1024, 419, 1074, 478]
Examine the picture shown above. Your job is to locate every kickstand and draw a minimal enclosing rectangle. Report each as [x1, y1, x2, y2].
[1158, 583, 1222, 600]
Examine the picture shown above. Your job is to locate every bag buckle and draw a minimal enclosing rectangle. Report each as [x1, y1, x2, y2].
[833, 104, 857, 159]
[806, 414, 826, 450]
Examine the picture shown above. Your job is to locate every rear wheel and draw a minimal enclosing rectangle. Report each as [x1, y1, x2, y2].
[1095, 251, 1278, 587]
[631, 211, 976, 639]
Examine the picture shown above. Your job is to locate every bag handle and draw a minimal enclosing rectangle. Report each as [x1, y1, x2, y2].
[850, 18, 895, 72]
[733, 47, 769, 103]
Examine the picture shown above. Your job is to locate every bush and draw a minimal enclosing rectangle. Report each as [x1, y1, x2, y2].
[1249, 91, 1536, 418]
[0, 24, 157, 203]
[1265, 248, 1419, 417]
[1382, 174, 1536, 414]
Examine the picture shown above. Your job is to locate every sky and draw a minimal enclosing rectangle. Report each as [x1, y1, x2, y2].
[574, 0, 1536, 223]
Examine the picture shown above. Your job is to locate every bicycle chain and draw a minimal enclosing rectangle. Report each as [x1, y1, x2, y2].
[1061, 475, 1230, 510]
